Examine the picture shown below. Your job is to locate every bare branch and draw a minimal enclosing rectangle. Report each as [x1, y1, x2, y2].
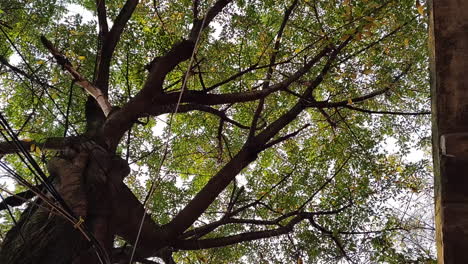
[40, 36, 113, 116]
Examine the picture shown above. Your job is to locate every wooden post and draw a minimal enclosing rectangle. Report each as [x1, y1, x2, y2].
[429, 0, 468, 262]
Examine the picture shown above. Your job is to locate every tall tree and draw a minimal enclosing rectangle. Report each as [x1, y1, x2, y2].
[0, 0, 434, 263]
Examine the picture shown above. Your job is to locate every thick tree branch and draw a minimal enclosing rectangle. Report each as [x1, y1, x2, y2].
[103, 40, 196, 149]
[96, 0, 139, 92]
[188, 0, 233, 41]
[180, 171, 293, 240]
[104, 0, 234, 149]
[40, 36, 113, 116]
[111, 183, 169, 257]
[0, 188, 40, 211]
[152, 45, 331, 107]
[158, 40, 348, 242]
[0, 137, 69, 155]
[96, 0, 109, 36]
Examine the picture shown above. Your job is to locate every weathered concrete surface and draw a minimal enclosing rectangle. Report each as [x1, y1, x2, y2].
[429, 0, 468, 262]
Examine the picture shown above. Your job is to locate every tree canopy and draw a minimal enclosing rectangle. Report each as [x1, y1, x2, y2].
[0, 0, 434, 263]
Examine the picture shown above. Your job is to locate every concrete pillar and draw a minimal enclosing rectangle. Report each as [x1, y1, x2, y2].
[429, 0, 468, 263]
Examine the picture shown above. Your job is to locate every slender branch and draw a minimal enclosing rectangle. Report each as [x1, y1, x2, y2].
[161, 39, 349, 241]
[205, 63, 259, 92]
[173, 207, 352, 250]
[343, 105, 430, 116]
[167, 104, 253, 129]
[180, 170, 294, 240]
[174, 216, 302, 250]
[0, 55, 60, 92]
[338, 16, 418, 65]
[262, 0, 298, 90]
[263, 124, 310, 149]
[40, 36, 113, 116]
[307, 64, 412, 108]
[298, 155, 351, 210]
[308, 217, 353, 262]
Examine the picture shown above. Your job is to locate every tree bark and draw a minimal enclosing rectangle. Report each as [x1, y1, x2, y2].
[0, 140, 131, 264]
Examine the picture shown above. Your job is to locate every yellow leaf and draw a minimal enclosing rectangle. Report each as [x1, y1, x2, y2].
[347, 98, 353, 105]
[416, 1, 424, 16]
[363, 30, 373, 37]
[35, 145, 41, 155]
[30, 144, 36, 152]
[294, 48, 302, 53]
[340, 34, 350, 41]
[78, 56, 86, 60]
[404, 38, 409, 47]
[23, 138, 32, 142]
[384, 46, 390, 54]
[363, 69, 372, 75]
[355, 32, 362, 41]
[37, 60, 44, 65]
[343, 0, 350, 5]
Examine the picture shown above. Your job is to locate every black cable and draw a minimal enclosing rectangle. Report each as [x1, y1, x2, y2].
[0, 117, 64, 205]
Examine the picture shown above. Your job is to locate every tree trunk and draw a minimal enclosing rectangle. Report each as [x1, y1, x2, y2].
[0, 140, 131, 264]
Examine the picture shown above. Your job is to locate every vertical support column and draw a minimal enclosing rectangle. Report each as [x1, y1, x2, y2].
[429, 0, 468, 263]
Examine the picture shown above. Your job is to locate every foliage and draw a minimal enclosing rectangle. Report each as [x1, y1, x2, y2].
[0, 0, 434, 263]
